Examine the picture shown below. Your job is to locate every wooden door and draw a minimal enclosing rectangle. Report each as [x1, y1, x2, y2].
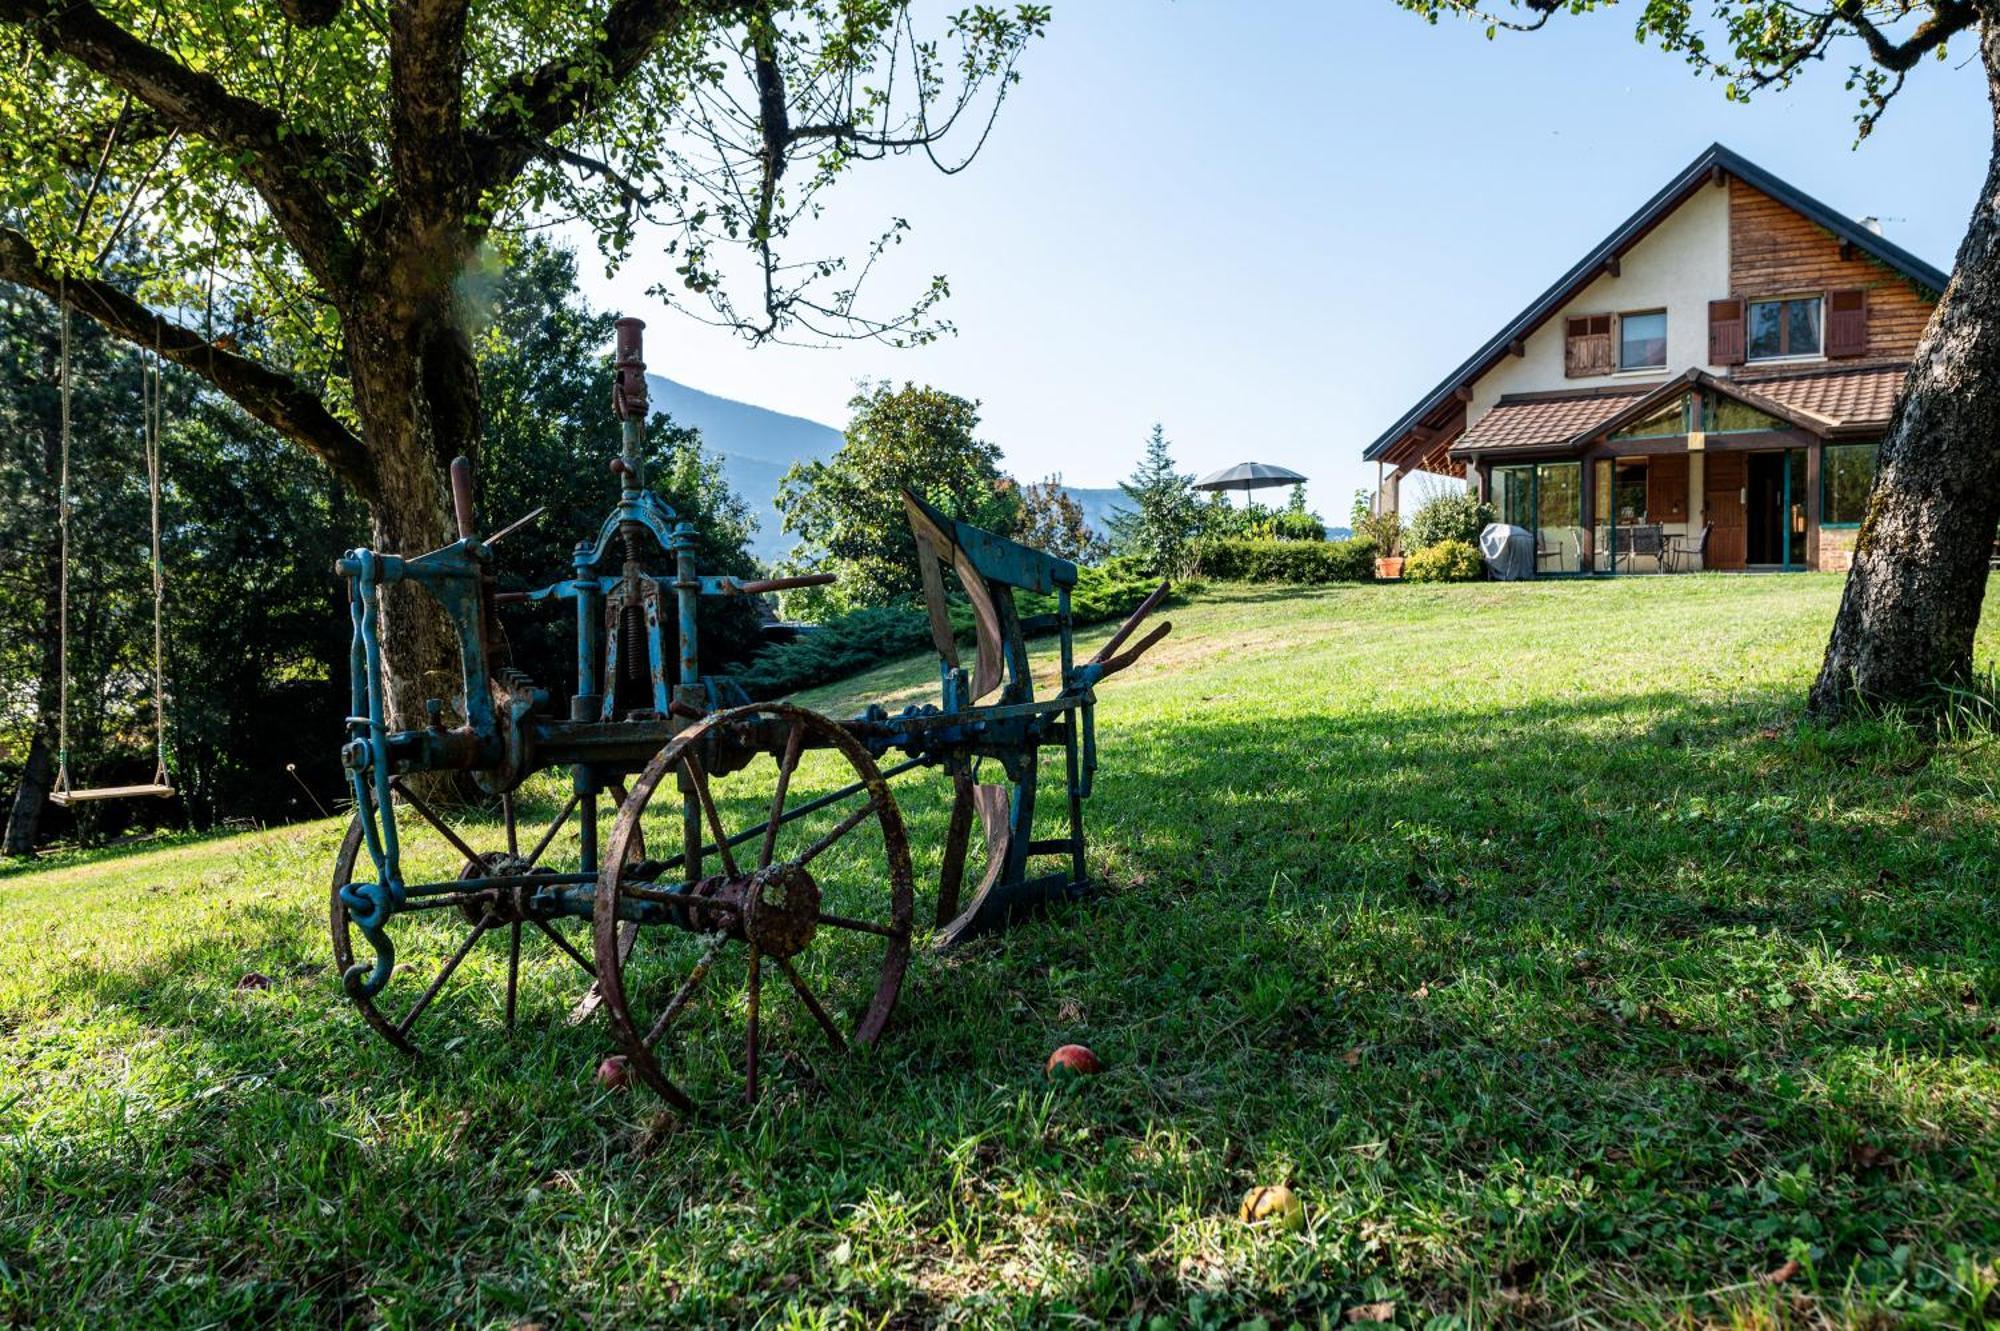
[1704, 452, 1747, 570]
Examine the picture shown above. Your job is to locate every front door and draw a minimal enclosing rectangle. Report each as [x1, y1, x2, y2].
[1704, 452, 1747, 570]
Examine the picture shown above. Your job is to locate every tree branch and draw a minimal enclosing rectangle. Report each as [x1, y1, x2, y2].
[1833, 0, 1976, 72]
[468, 0, 742, 193]
[0, 227, 376, 502]
[0, 0, 360, 284]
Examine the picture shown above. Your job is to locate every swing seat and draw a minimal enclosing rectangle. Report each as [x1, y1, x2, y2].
[50, 781, 176, 806]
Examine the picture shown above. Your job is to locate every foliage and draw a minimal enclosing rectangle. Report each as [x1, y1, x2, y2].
[0, 281, 360, 849]
[1392, 1, 1977, 140]
[1016, 475, 1110, 564]
[733, 606, 939, 699]
[744, 558, 1175, 698]
[1108, 425, 1202, 580]
[1403, 538, 1484, 582]
[11, 576, 2000, 1325]
[1406, 490, 1497, 552]
[775, 382, 1020, 619]
[0, 1, 1049, 427]
[1197, 537, 1377, 584]
[478, 239, 763, 676]
[1351, 505, 1406, 559]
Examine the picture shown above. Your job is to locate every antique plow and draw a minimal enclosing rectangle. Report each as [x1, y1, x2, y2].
[331, 318, 1167, 1109]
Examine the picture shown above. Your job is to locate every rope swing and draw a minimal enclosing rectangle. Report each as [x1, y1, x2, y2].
[50, 286, 176, 806]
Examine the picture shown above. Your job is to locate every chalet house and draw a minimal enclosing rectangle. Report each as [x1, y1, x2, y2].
[1362, 144, 1947, 573]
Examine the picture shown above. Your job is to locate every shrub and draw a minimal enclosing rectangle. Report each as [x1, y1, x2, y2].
[1407, 492, 1497, 552]
[740, 556, 1186, 698]
[1404, 539, 1484, 583]
[1197, 537, 1376, 584]
[1246, 508, 1326, 542]
[1351, 507, 1405, 558]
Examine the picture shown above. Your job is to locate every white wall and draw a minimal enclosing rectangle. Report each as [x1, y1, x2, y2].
[1466, 182, 1731, 425]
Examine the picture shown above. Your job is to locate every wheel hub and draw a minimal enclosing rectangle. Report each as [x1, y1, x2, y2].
[458, 851, 540, 925]
[736, 863, 821, 958]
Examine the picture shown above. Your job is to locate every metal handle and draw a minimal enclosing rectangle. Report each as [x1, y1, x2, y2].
[728, 573, 838, 596]
[450, 456, 477, 541]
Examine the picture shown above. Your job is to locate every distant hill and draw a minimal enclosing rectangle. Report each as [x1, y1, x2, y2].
[647, 374, 840, 562]
[649, 373, 1128, 565]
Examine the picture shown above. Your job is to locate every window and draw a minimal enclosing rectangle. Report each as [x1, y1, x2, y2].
[1619, 311, 1667, 370]
[1614, 462, 1649, 523]
[1747, 297, 1822, 360]
[1614, 394, 1691, 441]
[1704, 397, 1783, 433]
[1822, 443, 1879, 526]
[1565, 315, 1614, 378]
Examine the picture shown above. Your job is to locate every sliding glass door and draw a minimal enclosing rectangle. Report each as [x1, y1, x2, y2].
[1492, 461, 1583, 574]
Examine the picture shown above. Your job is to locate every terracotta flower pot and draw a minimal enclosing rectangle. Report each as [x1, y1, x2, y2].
[1374, 556, 1405, 580]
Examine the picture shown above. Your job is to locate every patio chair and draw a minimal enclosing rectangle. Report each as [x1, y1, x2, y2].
[1535, 528, 1568, 574]
[1616, 523, 1664, 573]
[1664, 523, 1712, 574]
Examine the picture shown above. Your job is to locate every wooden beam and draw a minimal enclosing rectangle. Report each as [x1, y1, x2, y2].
[1709, 164, 1726, 188]
[1453, 384, 1474, 403]
[1508, 338, 1526, 358]
[1603, 256, 1621, 278]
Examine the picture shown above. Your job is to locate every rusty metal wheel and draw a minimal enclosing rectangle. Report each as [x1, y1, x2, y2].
[330, 786, 600, 1056]
[593, 702, 915, 1110]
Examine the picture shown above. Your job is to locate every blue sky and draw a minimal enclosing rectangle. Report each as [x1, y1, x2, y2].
[565, 1, 1988, 524]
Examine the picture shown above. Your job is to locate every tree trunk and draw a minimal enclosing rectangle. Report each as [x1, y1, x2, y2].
[3, 731, 54, 857]
[345, 293, 484, 733]
[1809, 17, 2000, 717]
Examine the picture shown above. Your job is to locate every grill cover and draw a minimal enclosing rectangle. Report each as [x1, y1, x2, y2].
[1481, 523, 1536, 581]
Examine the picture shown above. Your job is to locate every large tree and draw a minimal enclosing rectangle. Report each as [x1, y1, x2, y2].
[0, 0, 1046, 724]
[1398, 0, 2000, 716]
[775, 380, 1020, 614]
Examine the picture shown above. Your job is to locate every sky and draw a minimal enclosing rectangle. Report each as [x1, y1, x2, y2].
[562, 1, 1990, 524]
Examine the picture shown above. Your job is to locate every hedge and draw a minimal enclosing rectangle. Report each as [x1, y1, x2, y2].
[1195, 536, 1377, 584]
[1404, 538, 1484, 583]
[737, 557, 1179, 699]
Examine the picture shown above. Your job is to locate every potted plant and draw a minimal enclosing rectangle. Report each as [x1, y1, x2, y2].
[1356, 508, 1406, 579]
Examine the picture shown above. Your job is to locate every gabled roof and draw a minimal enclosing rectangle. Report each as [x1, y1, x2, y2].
[1364, 143, 1948, 464]
[1451, 386, 1658, 457]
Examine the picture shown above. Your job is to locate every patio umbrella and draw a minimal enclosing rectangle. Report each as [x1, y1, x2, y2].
[1193, 461, 1309, 494]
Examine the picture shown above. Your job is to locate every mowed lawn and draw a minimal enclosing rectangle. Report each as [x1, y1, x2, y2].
[6, 574, 2000, 1328]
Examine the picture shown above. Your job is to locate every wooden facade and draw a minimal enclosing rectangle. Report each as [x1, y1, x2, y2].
[1729, 183, 1934, 362]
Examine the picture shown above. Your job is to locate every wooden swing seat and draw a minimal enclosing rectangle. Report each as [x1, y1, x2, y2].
[51, 782, 176, 806]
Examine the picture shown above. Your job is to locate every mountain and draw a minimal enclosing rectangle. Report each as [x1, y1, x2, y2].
[648, 373, 1130, 565]
[647, 374, 841, 562]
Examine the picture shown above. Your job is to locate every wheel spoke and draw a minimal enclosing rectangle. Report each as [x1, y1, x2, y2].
[683, 755, 741, 878]
[502, 792, 519, 858]
[761, 723, 805, 869]
[816, 910, 906, 940]
[532, 918, 596, 978]
[504, 920, 521, 1026]
[524, 792, 580, 870]
[776, 954, 846, 1051]
[396, 914, 492, 1037]
[390, 779, 487, 870]
[794, 798, 879, 868]
[643, 936, 726, 1047]
[745, 946, 762, 1102]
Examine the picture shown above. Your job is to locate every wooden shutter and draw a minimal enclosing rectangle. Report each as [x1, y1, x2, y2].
[1647, 454, 1690, 524]
[1565, 315, 1613, 378]
[1827, 289, 1868, 358]
[1708, 298, 1745, 365]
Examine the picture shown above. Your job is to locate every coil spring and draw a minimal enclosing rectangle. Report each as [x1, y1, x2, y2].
[620, 602, 647, 682]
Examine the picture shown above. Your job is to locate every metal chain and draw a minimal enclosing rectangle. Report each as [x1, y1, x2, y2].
[54, 287, 71, 797]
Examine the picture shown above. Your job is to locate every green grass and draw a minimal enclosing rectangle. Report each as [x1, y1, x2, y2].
[7, 574, 2000, 1328]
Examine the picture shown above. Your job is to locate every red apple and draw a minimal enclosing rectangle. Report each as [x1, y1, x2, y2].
[235, 972, 272, 991]
[1045, 1044, 1102, 1078]
[596, 1054, 631, 1091]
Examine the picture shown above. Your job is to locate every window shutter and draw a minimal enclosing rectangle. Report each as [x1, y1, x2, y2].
[1827, 289, 1868, 358]
[1565, 315, 1613, 378]
[1708, 298, 1745, 366]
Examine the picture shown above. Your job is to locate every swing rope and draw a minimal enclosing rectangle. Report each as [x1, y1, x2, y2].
[50, 283, 175, 806]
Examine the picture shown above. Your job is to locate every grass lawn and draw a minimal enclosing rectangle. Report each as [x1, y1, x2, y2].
[6, 574, 2000, 1328]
